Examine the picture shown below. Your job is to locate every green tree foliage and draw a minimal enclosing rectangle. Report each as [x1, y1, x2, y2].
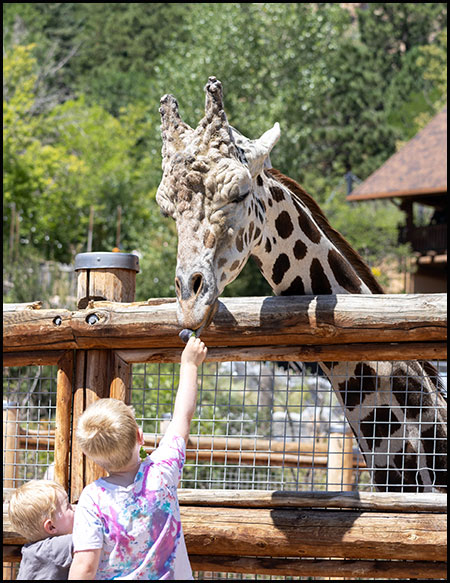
[3, 3, 447, 302]
[3, 44, 158, 265]
[68, 3, 193, 115]
[3, 44, 86, 261]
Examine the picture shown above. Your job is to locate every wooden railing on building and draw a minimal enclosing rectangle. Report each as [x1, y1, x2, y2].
[399, 223, 447, 254]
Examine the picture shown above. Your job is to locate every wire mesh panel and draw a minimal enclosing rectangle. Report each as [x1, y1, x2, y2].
[3, 359, 447, 493]
[3, 365, 58, 488]
[130, 359, 447, 494]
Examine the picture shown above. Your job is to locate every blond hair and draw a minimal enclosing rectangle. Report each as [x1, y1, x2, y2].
[8, 480, 67, 542]
[76, 398, 138, 472]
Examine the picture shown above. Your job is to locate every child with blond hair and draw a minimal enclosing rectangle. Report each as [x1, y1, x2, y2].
[8, 479, 74, 580]
[69, 336, 207, 580]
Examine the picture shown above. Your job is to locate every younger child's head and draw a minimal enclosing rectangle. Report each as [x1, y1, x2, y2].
[9, 480, 74, 542]
[76, 398, 140, 472]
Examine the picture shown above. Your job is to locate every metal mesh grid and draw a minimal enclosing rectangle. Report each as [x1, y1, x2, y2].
[130, 359, 447, 493]
[3, 359, 446, 492]
[3, 365, 58, 488]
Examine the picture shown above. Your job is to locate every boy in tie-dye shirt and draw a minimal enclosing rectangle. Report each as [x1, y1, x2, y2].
[69, 337, 207, 580]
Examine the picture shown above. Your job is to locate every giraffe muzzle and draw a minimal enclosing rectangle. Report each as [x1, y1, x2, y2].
[175, 270, 219, 331]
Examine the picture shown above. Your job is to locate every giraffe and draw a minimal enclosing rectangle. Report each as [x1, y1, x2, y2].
[156, 76, 447, 492]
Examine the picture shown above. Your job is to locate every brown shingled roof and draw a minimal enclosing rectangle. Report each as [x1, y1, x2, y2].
[347, 106, 447, 201]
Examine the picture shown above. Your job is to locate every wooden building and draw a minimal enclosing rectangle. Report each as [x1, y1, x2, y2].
[347, 106, 447, 293]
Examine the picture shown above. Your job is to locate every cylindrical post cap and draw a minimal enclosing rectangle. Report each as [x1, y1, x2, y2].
[74, 252, 140, 272]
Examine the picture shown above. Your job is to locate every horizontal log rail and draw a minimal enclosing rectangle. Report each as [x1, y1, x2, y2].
[179, 507, 446, 561]
[144, 434, 366, 469]
[11, 429, 368, 468]
[4, 490, 447, 578]
[3, 342, 445, 367]
[188, 556, 447, 579]
[3, 487, 445, 512]
[177, 489, 447, 512]
[14, 429, 333, 454]
[3, 294, 446, 357]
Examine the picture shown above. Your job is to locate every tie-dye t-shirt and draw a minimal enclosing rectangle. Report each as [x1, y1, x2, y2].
[72, 433, 192, 580]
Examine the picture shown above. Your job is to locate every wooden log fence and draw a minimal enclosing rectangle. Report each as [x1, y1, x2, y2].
[3, 490, 447, 579]
[2, 255, 447, 580]
[3, 293, 446, 359]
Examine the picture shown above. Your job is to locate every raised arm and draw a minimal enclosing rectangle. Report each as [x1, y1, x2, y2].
[165, 336, 207, 444]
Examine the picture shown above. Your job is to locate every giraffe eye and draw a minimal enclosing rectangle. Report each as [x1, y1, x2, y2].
[232, 190, 250, 203]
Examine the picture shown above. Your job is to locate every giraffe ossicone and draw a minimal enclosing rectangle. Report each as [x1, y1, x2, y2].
[157, 77, 446, 491]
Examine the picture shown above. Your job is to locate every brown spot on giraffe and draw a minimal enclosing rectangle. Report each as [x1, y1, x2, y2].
[280, 276, 305, 295]
[339, 363, 378, 410]
[257, 198, 266, 213]
[293, 239, 307, 260]
[230, 260, 240, 271]
[298, 211, 322, 244]
[275, 210, 294, 239]
[421, 426, 447, 489]
[361, 408, 401, 451]
[236, 228, 245, 252]
[272, 253, 290, 286]
[310, 258, 332, 294]
[373, 469, 403, 492]
[328, 248, 362, 293]
[269, 185, 285, 202]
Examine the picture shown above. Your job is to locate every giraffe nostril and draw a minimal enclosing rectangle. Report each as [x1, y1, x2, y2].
[192, 274, 203, 296]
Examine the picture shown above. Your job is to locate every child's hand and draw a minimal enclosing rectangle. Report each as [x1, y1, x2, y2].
[181, 336, 207, 367]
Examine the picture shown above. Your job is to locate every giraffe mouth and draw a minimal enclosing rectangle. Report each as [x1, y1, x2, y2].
[193, 300, 220, 336]
[177, 297, 219, 334]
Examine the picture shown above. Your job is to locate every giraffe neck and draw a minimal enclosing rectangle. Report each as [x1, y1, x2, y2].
[251, 168, 383, 296]
[249, 169, 446, 492]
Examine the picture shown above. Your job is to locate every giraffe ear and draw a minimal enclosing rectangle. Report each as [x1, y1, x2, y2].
[247, 123, 281, 177]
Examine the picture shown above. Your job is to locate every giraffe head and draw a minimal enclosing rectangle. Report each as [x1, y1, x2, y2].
[157, 77, 280, 331]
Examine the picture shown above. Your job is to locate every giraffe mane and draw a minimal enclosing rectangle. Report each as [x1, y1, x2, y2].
[267, 168, 384, 295]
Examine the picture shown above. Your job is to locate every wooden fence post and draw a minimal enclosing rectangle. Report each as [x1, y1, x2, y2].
[3, 403, 19, 583]
[327, 424, 354, 492]
[3, 402, 20, 489]
[54, 351, 74, 491]
[75, 251, 139, 309]
[70, 252, 139, 501]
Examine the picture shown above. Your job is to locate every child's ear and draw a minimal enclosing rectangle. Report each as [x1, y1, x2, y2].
[43, 518, 57, 536]
[137, 426, 144, 445]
